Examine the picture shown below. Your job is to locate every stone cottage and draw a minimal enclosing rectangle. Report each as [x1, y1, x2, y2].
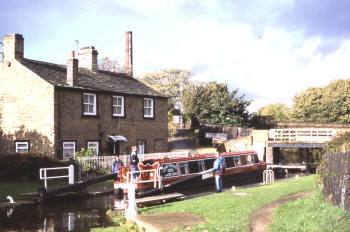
[0, 33, 168, 159]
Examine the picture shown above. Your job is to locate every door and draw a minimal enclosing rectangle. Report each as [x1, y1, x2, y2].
[137, 140, 145, 155]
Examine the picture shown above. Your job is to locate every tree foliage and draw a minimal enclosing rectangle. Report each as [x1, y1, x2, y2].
[99, 57, 125, 73]
[258, 103, 290, 121]
[290, 79, 350, 123]
[138, 69, 191, 111]
[182, 81, 251, 128]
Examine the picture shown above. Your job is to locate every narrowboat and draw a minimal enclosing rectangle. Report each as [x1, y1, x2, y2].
[114, 151, 266, 196]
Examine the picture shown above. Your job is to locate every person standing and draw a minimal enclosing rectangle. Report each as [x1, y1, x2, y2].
[112, 156, 123, 173]
[130, 146, 139, 180]
[213, 152, 225, 192]
[112, 156, 123, 181]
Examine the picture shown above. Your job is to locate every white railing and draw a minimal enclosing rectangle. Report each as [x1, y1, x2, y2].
[126, 169, 159, 188]
[269, 128, 336, 143]
[39, 165, 74, 190]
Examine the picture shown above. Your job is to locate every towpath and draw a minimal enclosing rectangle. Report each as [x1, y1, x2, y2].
[250, 191, 312, 232]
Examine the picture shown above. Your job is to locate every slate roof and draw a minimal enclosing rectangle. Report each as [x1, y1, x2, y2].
[19, 58, 165, 98]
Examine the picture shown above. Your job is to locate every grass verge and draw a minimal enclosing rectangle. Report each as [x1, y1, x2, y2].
[139, 175, 316, 232]
[269, 190, 350, 232]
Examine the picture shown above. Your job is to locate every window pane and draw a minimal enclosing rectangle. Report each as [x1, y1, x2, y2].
[89, 105, 94, 113]
[204, 159, 215, 170]
[179, 162, 188, 175]
[188, 161, 200, 173]
[225, 157, 235, 168]
[83, 95, 89, 103]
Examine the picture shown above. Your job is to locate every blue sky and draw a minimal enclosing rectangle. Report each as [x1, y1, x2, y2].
[2, 0, 350, 112]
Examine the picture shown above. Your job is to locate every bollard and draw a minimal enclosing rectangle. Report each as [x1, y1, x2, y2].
[263, 169, 274, 184]
[125, 183, 138, 218]
[68, 165, 74, 185]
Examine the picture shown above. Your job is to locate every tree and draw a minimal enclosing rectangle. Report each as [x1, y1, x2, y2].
[138, 69, 191, 111]
[258, 103, 290, 121]
[99, 57, 125, 73]
[182, 81, 251, 128]
[290, 79, 350, 123]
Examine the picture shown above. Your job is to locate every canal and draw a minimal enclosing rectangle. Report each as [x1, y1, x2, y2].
[0, 194, 117, 232]
[0, 173, 304, 231]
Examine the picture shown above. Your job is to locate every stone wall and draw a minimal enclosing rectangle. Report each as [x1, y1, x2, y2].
[0, 60, 55, 155]
[323, 152, 350, 211]
[55, 88, 168, 157]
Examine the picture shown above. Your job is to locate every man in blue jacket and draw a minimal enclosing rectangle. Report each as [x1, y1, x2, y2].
[213, 152, 225, 192]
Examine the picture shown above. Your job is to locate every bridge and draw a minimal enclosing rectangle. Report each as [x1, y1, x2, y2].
[264, 122, 350, 165]
[225, 122, 350, 168]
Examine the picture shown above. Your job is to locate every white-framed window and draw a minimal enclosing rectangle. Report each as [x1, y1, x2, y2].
[87, 141, 99, 155]
[15, 141, 29, 153]
[83, 93, 97, 116]
[63, 141, 76, 160]
[143, 98, 154, 118]
[112, 96, 125, 117]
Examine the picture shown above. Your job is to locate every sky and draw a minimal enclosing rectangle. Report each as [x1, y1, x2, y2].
[2, 0, 350, 112]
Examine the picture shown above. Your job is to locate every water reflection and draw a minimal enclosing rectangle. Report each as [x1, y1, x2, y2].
[114, 196, 126, 211]
[0, 195, 116, 232]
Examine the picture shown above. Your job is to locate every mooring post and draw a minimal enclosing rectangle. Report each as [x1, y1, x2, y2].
[68, 165, 74, 185]
[125, 183, 138, 218]
[263, 169, 274, 184]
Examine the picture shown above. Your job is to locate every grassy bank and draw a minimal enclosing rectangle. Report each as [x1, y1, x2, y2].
[270, 190, 350, 232]
[139, 175, 316, 231]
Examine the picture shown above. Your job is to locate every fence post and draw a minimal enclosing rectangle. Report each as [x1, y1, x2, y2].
[69, 165, 74, 185]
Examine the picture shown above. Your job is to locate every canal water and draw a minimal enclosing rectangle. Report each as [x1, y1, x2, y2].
[0, 173, 305, 231]
[0, 195, 118, 232]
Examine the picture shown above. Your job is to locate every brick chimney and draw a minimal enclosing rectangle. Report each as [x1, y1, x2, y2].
[67, 51, 78, 86]
[78, 46, 98, 72]
[125, 31, 133, 77]
[2, 33, 24, 61]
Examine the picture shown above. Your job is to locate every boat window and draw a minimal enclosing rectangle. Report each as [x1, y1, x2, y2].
[198, 160, 205, 172]
[253, 154, 259, 163]
[178, 162, 188, 175]
[240, 155, 247, 165]
[247, 154, 254, 164]
[163, 163, 178, 177]
[188, 161, 200, 173]
[234, 156, 241, 166]
[204, 159, 215, 170]
[225, 156, 235, 168]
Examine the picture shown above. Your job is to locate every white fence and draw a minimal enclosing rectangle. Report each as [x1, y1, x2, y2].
[40, 165, 74, 189]
[269, 128, 336, 143]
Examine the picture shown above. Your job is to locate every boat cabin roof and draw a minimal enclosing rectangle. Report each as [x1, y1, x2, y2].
[147, 150, 257, 163]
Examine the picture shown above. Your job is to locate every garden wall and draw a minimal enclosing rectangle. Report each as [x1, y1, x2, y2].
[323, 152, 350, 211]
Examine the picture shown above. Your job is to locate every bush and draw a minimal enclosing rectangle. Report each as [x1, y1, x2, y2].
[0, 152, 76, 181]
